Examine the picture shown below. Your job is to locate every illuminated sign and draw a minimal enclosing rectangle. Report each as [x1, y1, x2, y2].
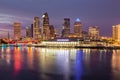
[57, 39, 69, 42]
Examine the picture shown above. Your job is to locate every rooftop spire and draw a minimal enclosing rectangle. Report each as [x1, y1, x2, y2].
[76, 18, 80, 22]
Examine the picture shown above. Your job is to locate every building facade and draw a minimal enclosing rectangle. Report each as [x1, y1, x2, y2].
[33, 17, 41, 40]
[82, 31, 89, 40]
[42, 12, 50, 40]
[112, 24, 120, 41]
[62, 18, 70, 38]
[49, 25, 55, 39]
[14, 22, 21, 40]
[89, 26, 99, 40]
[31, 24, 34, 38]
[54, 29, 60, 38]
[74, 18, 82, 38]
[26, 27, 32, 38]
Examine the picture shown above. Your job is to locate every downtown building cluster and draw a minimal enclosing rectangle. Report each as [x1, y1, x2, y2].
[14, 12, 100, 42]
[14, 12, 54, 41]
[13, 12, 120, 44]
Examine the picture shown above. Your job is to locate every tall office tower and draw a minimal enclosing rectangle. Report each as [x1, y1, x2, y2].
[33, 17, 41, 40]
[14, 22, 21, 40]
[112, 24, 120, 41]
[89, 26, 99, 39]
[49, 25, 55, 39]
[82, 31, 89, 40]
[54, 29, 60, 38]
[42, 12, 50, 40]
[31, 24, 34, 38]
[74, 18, 82, 38]
[62, 18, 70, 38]
[26, 27, 32, 38]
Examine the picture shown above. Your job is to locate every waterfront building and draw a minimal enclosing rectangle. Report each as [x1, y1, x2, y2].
[14, 22, 21, 40]
[42, 12, 50, 40]
[31, 24, 34, 38]
[40, 38, 104, 47]
[74, 18, 82, 38]
[112, 24, 120, 41]
[62, 18, 70, 38]
[49, 25, 55, 39]
[89, 26, 99, 40]
[82, 31, 89, 40]
[26, 27, 32, 38]
[54, 29, 60, 38]
[68, 33, 77, 38]
[33, 17, 41, 40]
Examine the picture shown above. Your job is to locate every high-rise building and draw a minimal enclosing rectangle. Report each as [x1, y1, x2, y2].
[54, 29, 60, 38]
[112, 24, 120, 41]
[31, 24, 34, 38]
[89, 26, 99, 39]
[62, 18, 70, 38]
[74, 18, 82, 38]
[33, 17, 41, 40]
[42, 12, 50, 40]
[49, 25, 55, 39]
[14, 22, 21, 40]
[82, 31, 89, 40]
[26, 27, 32, 38]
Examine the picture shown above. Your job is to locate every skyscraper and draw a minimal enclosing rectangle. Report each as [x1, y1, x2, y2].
[26, 27, 32, 38]
[112, 24, 120, 41]
[42, 12, 50, 40]
[49, 25, 55, 39]
[31, 24, 34, 38]
[74, 18, 82, 38]
[54, 29, 60, 38]
[62, 18, 70, 38]
[82, 31, 89, 39]
[89, 26, 99, 39]
[33, 17, 41, 40]
[14, 22, 21, 40]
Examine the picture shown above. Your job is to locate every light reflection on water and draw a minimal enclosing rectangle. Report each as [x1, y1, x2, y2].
[0, 45, 120, 80]
[112, 50, 120, 80]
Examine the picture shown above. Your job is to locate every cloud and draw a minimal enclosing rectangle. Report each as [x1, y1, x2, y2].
[0, 13, 31, 24]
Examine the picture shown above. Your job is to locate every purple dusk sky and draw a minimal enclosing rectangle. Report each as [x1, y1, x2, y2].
[0, 0, 120, 37]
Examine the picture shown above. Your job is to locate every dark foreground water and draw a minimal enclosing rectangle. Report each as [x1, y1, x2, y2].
[0, 45, 120, 80]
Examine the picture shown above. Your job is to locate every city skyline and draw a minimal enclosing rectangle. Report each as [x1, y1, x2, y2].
[0, 0, 120, 37]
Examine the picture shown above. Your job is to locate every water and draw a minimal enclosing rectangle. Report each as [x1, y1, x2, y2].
[0, 45, 120, 80]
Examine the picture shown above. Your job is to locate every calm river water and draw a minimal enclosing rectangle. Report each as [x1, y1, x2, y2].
[0, 45, 120, 80]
